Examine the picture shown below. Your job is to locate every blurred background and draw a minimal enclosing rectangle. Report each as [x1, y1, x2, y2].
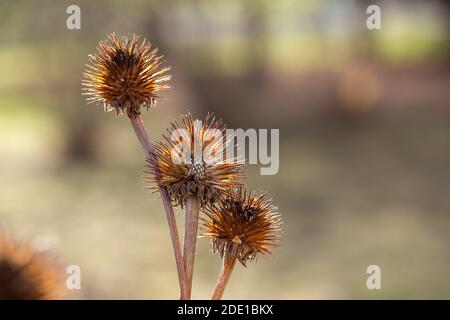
[1, 0, 450, 299]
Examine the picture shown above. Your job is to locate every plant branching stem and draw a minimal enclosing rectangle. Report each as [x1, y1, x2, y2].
[129, 114, 188, 300]
[183, 195, 200, 299]
[211, 256, 237, 300]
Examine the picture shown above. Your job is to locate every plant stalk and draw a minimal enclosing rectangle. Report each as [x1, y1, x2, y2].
[183, 195, 200, 299]
[212, 256, 237, 300]
[129, 113, 188, 300]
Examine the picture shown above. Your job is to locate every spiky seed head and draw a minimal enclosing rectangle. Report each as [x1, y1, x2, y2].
[82, 33, 171, 117]
[147, 113, 245, 208]
[0, 231, 69, 300]
[202, 189, 281, 266]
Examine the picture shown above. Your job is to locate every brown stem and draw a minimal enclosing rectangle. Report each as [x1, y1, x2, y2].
[212, 256, 237, 300]
[129, 114, 188, 300]
[183, 195, 200, 299]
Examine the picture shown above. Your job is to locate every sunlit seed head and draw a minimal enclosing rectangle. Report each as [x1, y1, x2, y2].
[201, 188, 282, 266]
[82, 33, 171, 117]
[146, 113, 245, 208]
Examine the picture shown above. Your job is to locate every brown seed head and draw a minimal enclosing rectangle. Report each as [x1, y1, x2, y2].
[82, 33, 171, 117]
[147, 113, 245, 207]
[202, 189, 281, 266]
[0, 231, 69, 300]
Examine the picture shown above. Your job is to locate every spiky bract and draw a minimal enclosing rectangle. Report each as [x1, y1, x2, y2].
[82, 33, 171, 116]
[202, 189, 281, 266]
[0, 231, 68, 300]
[148, 113, 245, 207]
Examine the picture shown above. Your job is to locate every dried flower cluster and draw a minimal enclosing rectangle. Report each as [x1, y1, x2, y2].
[82, 33, 171, 117]
[0, 232, 68, 300]
[202, 189, 281, 266]
[148, 113, 245, 208]
[80, 33, 282, 300]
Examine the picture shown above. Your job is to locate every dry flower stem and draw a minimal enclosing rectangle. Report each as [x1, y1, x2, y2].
[212, 255, 237, 300]
[183, 195, 200, 299]
[129, 114, 188, 300]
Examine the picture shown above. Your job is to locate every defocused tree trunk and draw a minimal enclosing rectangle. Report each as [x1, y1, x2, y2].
[242, 1, 269, 88]
[440, 0, 450, 68]
[174, 1, 271, 124]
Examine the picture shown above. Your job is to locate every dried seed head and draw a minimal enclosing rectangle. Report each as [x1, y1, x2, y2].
[0, 231, 69, 300]
[147, 113, 245, 207]
[202, 189, 281, 266]
[82, 33, 171, 117]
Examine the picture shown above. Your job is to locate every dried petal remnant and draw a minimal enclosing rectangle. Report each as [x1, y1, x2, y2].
[82, 33, 171, 116]
[202, 189, 281, 266]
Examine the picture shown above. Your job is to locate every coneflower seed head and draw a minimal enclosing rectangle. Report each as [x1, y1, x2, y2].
[0, 232, 68, 300]
[202, 189, 281, 266]
[82, 33, 171, 117]
[147, 113, 245, 207]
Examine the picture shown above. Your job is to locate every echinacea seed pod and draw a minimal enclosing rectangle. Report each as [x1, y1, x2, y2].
[147, 113, 245, 208]
[202, 188, 281, 266]
[0, 231, 69, 300]
[81, 33, 189, 299]
[82, 33, 171, 117]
